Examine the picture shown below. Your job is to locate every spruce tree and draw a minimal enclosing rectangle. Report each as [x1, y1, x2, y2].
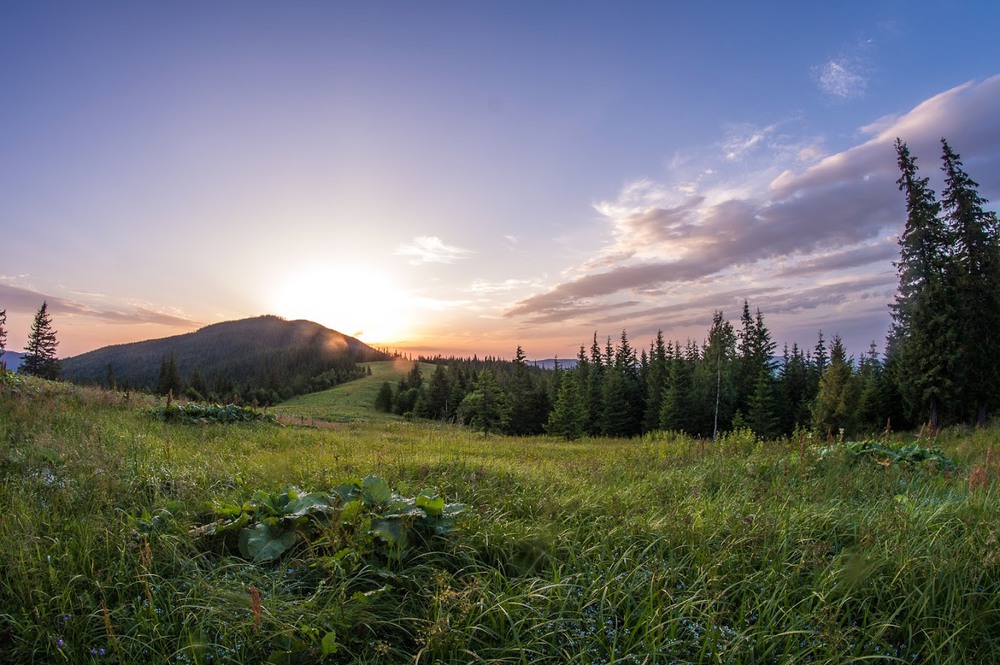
[585, 333, 605, 435]
[21, 301, 60, 380]
[506, 346, 543, 435]
[643, 331, 669, 432]
[425, 364, 453, 420]
[890, 139, 958, 427]
[811, 335, 858, 437]
[939, 139, 1000, 426]
[157, 351, 184, 396]
[660, 343, 696, 434]
[374, 381, 394, 413]
[457, 368, 507, 434]
[546, 369, 587, 440]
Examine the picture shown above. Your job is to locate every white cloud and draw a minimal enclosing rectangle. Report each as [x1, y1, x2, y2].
[506, 76, 1000, 335]
[466, 278, 537, 294]
[394, 236, 474, 265]
[815, 59, 868, 99]
[813, 38, 875, 100]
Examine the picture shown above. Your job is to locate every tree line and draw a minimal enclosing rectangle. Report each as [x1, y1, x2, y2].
[376, 308, 894, 440]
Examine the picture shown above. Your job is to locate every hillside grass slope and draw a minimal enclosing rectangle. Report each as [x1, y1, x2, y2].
[271, 360, 437, 424]
[1, 372, 998, 663]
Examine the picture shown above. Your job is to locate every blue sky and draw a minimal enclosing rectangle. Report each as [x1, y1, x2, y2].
[2, 1, 999, 359]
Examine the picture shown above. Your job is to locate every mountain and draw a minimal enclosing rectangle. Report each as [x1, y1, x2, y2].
[1, 351, 24, 372]
[529, 358, 578, 370]
[60, 315, 388, 400]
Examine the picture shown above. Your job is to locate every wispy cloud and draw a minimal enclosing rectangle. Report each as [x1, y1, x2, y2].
[505, 76, 1000, 340]
[395, 236, 474, 264]
[0, 277, 198, 328]
[466, 278, 538, 294]
[813, 38, 875, 100]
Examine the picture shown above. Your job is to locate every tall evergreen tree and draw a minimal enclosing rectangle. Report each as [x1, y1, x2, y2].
[811, 335, 858, 437]
[506, 346, 545, 435]
[855, 342, 886, 433]
[425, 364, 453, 420]
[644, 331, 669, 432]
[939, 139, 1000, 426]
[374, 381, 394, 413]
[585, 333, 605, 435]
[157, 351, 184, 396]
[890, 139, 958, 427]
[660, 341, 697, 434]
[699, 311, 737, 438]
[21, 301, 60, 380]
[458, 368, 507, 434]
[777, 343, 809, 434]
[546, 369, 587, 439]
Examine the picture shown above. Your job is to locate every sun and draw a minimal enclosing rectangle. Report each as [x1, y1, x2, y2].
[268, 265, 413, 344]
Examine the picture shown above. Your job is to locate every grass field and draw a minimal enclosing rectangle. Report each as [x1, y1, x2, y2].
[1, 371, 998, 663]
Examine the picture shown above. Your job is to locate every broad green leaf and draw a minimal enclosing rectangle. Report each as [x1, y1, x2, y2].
[371, 518, 406, 547]
[284, 492, 332, 518]
[362, 476, 393, 506]
[239, 523, 298, 561]
[321, 631, 338, 656]
[414, 493, 445, 517]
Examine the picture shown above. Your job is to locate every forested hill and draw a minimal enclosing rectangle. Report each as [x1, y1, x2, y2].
[60, 315, 388, 402]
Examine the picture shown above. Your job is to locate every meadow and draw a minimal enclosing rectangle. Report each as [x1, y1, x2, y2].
[0, 371, 997, 664]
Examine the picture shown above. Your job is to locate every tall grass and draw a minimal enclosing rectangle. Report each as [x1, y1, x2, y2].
[1, 373, 997, 663]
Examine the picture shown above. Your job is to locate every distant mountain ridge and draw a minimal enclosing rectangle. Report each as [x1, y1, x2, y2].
[61, 315, 387, 399]
[1, 351, 24, 372]
[529, 358, 578, 370]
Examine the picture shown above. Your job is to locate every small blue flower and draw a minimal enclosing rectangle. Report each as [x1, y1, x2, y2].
[56, 639, 64, 647]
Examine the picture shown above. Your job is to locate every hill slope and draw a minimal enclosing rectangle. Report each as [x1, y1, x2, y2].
[272, 360, 437, 423]
[61, 315, 387, 398]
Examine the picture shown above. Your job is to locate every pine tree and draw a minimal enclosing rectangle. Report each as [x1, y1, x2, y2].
[660, 342, 696, 434]
[699, 311, 737, 437]
[644, 331, 669, 432]
[778, 343, 811, 434]
[506, 346, 541, 435]
[374, 381, 394, 413]
[458, 368, 507, 434]
[940, 139, 1000, 426]
[157, 351, 184, 396]
[890, 139, 959, 427]
[855, 342, 886, 433]
[546, 369, 587, 440]
[585, 333, 605, 435]
[425, 364, 453, 420]
[811, 335, 858, 437]
[600, 370, 632, 437]
[21, 301, 60, 380]
[187, 367, 209, 401]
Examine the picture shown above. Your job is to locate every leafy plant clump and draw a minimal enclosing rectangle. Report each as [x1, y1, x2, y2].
[824, 439, 958, 472]
[192, 476, 467, 562]
[153, 401, 278, 424]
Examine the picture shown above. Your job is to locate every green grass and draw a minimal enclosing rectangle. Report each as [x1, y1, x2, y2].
[271, 360, 436, 424]
[1, 371, 998, 663]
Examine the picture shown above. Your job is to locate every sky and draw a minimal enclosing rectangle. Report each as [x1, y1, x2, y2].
[2, 1, 1000, 362]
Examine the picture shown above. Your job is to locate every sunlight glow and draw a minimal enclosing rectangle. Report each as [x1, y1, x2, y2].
[268, 265, 413, 344]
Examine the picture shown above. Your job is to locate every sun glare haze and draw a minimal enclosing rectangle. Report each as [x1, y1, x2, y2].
[269, 266, 412, 346]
